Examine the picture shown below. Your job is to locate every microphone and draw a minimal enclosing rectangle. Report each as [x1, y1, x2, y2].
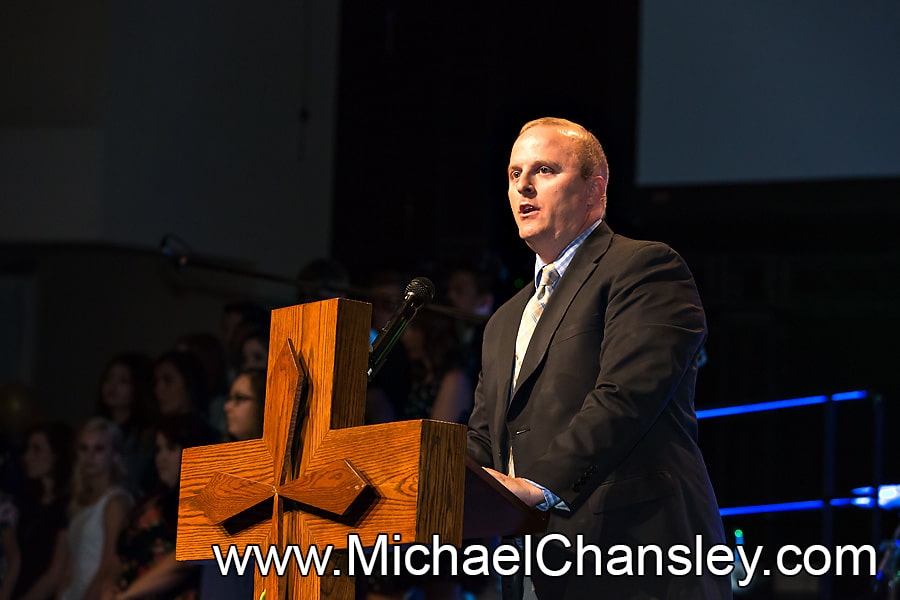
[368, 277, 435, 381]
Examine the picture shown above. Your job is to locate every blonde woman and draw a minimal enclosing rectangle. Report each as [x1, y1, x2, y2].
[58, 419, 131, 600]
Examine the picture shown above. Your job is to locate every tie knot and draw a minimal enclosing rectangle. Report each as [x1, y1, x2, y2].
[538, 265, 559, 290]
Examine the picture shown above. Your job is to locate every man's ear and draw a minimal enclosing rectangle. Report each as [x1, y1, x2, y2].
[593, 175, 607, 201]
[587, 175, 607, 206]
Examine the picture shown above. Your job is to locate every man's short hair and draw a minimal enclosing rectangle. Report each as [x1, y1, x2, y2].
[519, 117, 609, 183]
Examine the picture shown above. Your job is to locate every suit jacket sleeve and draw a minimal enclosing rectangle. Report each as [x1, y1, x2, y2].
[466, 368, 494, 467]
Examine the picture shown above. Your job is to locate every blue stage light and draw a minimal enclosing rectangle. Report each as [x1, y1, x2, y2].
[720, 484, 900, 516]
[720, 500, 824, 517]
[697, 390, 868, 419]
[698, 396, 827, 419]
[831, 390, 868, 401]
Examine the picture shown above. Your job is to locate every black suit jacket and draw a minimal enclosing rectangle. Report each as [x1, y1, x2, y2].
[467, 223, 731, 599]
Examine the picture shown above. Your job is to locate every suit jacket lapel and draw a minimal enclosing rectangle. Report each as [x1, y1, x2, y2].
[497, 285, 533, 409]
[509, 223, 614, 408]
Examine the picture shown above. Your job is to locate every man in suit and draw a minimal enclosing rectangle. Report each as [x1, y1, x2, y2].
[467, 117, 731, 599]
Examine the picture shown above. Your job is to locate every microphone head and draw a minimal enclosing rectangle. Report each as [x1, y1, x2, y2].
[405, 277, 435, 307]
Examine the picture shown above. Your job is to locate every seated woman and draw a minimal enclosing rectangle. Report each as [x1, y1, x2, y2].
[153, 352, 211, 420]
[99, 414, 213, 600]
[365, 312, 476, 600]
[197, 370, 265, 600]
[1, 485, 19, 600]
[223, 368, 266, 441]
[59, 418, 132, 600]
[12, 422, 73, 600]
[95, 353, 156, 497]
[399, 311, 474, 424]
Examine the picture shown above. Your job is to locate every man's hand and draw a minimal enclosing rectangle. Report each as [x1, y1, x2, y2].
[483, 467, 546, 507]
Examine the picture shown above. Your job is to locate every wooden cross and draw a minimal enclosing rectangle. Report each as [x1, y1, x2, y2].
[176, 299, 467, 599]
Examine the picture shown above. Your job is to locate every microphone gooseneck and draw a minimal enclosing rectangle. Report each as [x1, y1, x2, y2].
[368, 277, 435, 381]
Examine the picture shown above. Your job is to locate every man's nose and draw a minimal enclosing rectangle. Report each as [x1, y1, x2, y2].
[515, 175, 535, 197]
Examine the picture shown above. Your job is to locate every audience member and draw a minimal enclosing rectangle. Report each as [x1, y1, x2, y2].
[175, 333, 230, 437]
[233, 324, 269, 372]
[153, 352, 211, 419]
[0, 432, 19, 600]
[98, 414, 213, 600]
[197, 371, 266, 600]
[0, 382, 33, 495]
[0, 500, 17, 600]
[223, 368, 266, 441]
[296, 257, 351, 303]
[95, 354, 156, 496]
[443, 258, 507, 600]
[220, 301, 269, 379]
[445, 256, 501, 319]
[443, 255, 505, 383]
[59, 418, 131, 600]
[12, 422, 74, 600]
[364, 312, 475, 600]
[399, 311, 474, 424]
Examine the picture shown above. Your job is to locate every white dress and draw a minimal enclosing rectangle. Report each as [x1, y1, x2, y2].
[58, 486, 130, 600]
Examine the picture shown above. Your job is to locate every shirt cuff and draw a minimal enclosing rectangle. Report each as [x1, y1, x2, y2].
[522, 478, 570, 512]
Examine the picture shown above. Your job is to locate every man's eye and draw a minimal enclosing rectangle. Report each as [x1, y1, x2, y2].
[538, 166, 553, 174]
[510, 170, 521, 179]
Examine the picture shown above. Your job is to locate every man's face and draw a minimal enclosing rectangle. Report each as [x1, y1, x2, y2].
[507, 125, 601, 263]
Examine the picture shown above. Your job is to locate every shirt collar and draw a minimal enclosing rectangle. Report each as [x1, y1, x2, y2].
[533, 218, 603, 288]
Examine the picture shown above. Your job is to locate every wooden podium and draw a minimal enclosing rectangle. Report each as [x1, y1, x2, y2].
[176, 298, 546, 599]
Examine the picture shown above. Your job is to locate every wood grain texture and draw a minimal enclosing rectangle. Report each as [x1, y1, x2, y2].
[178, 298, 497, 600]
[264, 338, 303, 487]
[292, 419, 468, 548]
[188, 472, 275, 524]
[250, 497, 289, 600]
[416, 419, 466, 547]
[177, 439, 273, 560]
[277, 458, 368, 516]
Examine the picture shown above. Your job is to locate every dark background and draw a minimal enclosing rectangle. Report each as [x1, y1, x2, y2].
[2, 2, 899, 597]
[331, 8, 900, 594]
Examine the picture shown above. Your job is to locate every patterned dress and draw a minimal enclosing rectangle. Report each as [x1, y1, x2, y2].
[116, 490, 199, 600]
